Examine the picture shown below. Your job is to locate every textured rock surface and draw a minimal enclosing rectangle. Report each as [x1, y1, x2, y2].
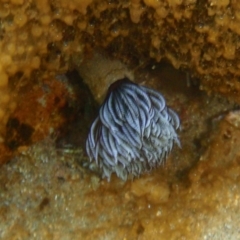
[1, 0, 240, 140]
[1, 1, 240, 238]
[0, 64, 239, 239]
[1, 97, 240, 239]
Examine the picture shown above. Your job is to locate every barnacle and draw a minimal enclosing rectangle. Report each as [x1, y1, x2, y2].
[86, 78, 180, 181]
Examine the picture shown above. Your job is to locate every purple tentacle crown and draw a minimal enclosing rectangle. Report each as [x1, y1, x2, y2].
[86, 78, 180, 181]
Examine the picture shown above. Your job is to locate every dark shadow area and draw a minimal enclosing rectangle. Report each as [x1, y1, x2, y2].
[55, 70, 99, 150]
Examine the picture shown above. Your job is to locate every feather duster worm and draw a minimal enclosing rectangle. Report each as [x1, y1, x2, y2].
[86, 78, 180, 181]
